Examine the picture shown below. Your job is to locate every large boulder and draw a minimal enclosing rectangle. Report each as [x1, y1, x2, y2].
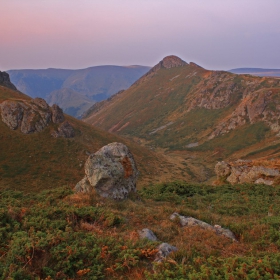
[75, 142, 138, 200]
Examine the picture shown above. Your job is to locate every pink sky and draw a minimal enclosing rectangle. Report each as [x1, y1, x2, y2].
[1, 0, 280, 70]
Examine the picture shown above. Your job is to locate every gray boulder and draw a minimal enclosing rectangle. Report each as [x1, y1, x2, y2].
[75, 142, 138, 200]
[170, 213, 237, 241]
[138, 228, 158, 241]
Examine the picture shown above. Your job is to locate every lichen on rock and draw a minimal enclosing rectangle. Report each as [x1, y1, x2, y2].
[75, 142, 138, 200]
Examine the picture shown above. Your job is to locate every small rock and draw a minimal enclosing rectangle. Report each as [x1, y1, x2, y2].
[51, 121, 75, 138]
[214, 225, 237, 241]
[138, 228, 158, 241]
[255, 178, 274, 185]
[155, 243, 178, 262]
[170, 212, 213, 230]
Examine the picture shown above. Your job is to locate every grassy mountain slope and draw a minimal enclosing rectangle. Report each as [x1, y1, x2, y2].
[83, 56, 280, 182]
[2, 182, 280, 279]
[7, 66, 150, 117]
[0, 86, 190, 192]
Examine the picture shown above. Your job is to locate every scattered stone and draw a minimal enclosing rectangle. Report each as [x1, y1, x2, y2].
[138, 228, 158, 241]
[214, 225, 237, 241]
[170, 213, 237, 241]
[155, 243, 178, 262]
[186, 142, 199, 148]
[255, 178, 274, 185]
[75, 142, 138, 200]
[170, 212, 214, 230]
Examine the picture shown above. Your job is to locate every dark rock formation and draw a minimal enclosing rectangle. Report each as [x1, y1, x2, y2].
[75, 142, 138, 200]
[215, 160, 280, 185]
[0, 71, 17, 90]
[0, 98, 74, 137]
[51, 104, 65, 123]
[170, 212, 237, 241]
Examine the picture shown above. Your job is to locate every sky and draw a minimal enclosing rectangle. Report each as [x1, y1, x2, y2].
[1, 0, 280, 71]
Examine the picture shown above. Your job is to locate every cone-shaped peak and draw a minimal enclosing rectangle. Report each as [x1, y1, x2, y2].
[160, 55, 188, 69]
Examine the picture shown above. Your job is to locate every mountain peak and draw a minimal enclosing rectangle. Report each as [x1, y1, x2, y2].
[160, 55, 187, 69]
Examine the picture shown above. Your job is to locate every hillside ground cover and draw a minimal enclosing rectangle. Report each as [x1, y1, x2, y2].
[1, 182, 280, 279]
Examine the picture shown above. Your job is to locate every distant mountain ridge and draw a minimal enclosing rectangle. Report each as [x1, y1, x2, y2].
[7, 65, 150, 117]
[229, 68, 280, 77]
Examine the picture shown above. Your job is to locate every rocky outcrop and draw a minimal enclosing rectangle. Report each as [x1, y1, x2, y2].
[0, 98, 74, 137]
[188, 72, 238, 111]
[0, 71, 17, 90]
[160, 55, 187, 69]
[215, 160, 280, 185]
[75, 143, 138, 200]
[209, 89, 280, 139]
[138, 228, 158, 241]
[170, 212, 237, 241]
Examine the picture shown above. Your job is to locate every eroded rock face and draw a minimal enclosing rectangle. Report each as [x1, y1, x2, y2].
[170, 213, 237, 241]
[0, 71, 17, 90]
[215, 160, 280, 185]
[0, 98, 74, 137]
[75, 142, 138, 200]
